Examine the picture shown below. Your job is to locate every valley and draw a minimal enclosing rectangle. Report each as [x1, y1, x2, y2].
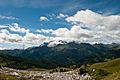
[0, 42, 120, 80]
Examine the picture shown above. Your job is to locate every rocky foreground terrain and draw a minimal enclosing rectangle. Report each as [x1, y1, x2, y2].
[0, 67, 93, 80]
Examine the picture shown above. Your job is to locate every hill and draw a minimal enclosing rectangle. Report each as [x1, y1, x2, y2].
[90, 58, 120, 80]
[0, 54, 40, 69]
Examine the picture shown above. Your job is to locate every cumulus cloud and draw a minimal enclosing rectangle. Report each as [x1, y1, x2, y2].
[37, 9, 120, 44]
[36, 29, 54, 34]
[37, 25, 92, 39]
[0, 9, 120, 49]
[0, 23, 49, 49]
[65, 9, 120, 43]
[40, 16, 48, 21]
[0, 25, 8, 28]
[9, 23, 29, 33]
[66, 9, 120, 31]
[23, 32, 47, 44]
[0, 15, 18, 20]
[0, 29, 22, 43]
[57, 13, 68, 18]
[0, 30, 49, 49]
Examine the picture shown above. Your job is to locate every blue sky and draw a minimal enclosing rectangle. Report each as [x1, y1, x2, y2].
[0, 0, 120, 29]
[0, 0, 120, 49]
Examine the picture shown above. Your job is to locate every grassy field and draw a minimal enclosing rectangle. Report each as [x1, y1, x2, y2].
[0, 58, 120, 80]
[90, 58, 120, 80]
[0, 73, 18, 80]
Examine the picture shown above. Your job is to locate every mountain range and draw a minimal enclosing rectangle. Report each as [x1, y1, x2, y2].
[0, 41, 120, 69]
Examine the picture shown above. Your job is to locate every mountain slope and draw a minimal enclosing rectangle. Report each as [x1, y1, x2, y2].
[0, 54, 40, 69]
[90, 58, 120, 80]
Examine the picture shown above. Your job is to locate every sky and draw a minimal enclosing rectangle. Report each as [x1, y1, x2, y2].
[0, 0, 120, 49]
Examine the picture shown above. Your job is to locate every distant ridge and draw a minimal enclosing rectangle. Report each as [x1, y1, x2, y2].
[0, 42, 120, 69]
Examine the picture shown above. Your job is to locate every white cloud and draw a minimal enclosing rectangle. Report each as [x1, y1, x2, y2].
[0, 23, 49, 49]
[23, 32, 48, 45]
[0, 25, 8, 28]
[0, 15, 18, 20]
[65, 9, 120, 43]
[0, 29, 22, 43]
[66, 9, 120, 31]
[57, 13, 68, 18]
[9, 23, 29, 33]
[0, 47, 7, 50]
[0, 29, 9, 34]
[37, 25, 92, 39]
[0, 9, 120, 49]
[36, 29, 54, 34]
[22, 32, 49, 49]
[36, 9, 120, 44]
[40, 16, 48, 21]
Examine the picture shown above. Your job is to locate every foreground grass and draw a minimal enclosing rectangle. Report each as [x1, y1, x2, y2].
[90, 58, 120, 80]
[102, 71, 120, 80]
[0, 73, 29, 80]
[0, 73, 18, 80]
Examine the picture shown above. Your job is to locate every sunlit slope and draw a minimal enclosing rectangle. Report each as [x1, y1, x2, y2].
[90, 58, 120, 80]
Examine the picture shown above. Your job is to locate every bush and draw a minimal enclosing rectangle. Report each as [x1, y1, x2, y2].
[78, 68, 88, 75]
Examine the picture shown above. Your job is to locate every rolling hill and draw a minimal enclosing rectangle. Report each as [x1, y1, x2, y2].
[90, 58, 120, 80]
